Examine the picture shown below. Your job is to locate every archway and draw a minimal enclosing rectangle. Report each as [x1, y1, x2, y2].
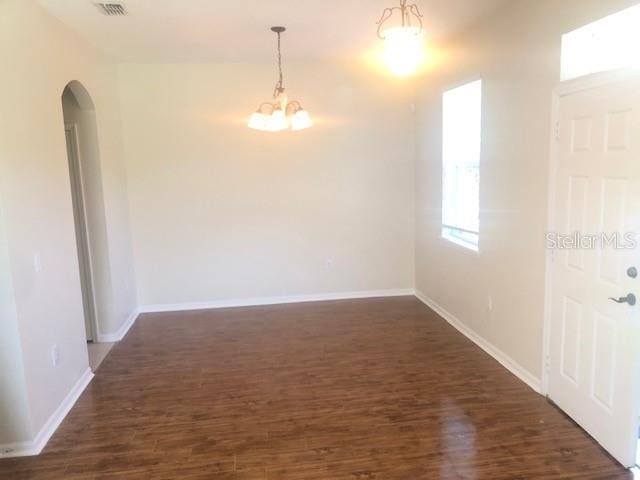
[61, 81, 108, 347]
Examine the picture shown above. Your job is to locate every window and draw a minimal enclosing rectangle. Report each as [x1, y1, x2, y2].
[561, 4, 640, 81]
[442, 80, 481, 251]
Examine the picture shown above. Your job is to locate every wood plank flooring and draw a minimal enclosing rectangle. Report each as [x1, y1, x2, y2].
[0, 297, 632, 479]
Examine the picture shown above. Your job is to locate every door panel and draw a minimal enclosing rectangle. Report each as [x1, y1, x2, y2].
[598, 178, 627, 284]
[592, 311, 616, 409]
[549, 75, 640, 468]
[567, 175, 588, 270]
[560, 296, 582, 384]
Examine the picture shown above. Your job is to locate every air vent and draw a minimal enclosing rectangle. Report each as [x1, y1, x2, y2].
[95, 2, 127, 16]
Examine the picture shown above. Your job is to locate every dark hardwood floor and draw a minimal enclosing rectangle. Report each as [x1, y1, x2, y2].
[0, 297, 632, 479]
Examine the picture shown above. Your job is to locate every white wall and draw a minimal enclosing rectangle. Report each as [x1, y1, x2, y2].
[0, 0, 136, 447]
[414, 0, 640, 381]
[118, 63, 416, 307]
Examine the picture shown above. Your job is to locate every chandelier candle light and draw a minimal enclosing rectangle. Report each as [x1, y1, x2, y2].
[248, 27, 313, 132]
[377, 0, 426, 77]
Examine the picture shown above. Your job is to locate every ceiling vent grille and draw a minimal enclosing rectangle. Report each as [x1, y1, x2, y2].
[95, 3, 127, 16]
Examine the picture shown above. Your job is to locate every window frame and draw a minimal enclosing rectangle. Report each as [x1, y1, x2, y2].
[440, 77, 482, 253]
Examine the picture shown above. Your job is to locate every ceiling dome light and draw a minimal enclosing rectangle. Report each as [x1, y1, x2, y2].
[248, 27, 313, 132]
[377, 0, 426, 77]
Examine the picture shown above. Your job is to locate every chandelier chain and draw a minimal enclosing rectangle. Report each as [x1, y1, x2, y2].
[274, 31, 284, 98]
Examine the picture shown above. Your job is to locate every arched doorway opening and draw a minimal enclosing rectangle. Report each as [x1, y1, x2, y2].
[61, 81, 106, 345]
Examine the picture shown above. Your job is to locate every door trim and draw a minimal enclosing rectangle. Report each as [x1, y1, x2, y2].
[542, 69, 640, 468]
[65, 123, 99, 343]
[557, 68, 640, 97]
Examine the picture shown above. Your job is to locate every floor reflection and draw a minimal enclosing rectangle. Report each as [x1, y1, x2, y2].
[441, 398, 476, 479]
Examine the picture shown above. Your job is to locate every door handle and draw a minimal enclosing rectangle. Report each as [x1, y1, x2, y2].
[608, 294, 637, 306]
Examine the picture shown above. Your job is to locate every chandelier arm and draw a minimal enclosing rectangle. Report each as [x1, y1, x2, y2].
[257, 102, 276, 114]
[376, 7, 397, 39]
[286, 100, 302, 114]
[377, 1, 424, 38]
[409, 4, 424, 31]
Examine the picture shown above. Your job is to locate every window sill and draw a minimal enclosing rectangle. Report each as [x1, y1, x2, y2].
[441, 229, 479, 253]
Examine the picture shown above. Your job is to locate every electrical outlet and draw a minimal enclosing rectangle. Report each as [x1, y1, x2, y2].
[33, 253, 42, 273]
[325, 258, 334, 269]
[486, 296, 493, 312]
[51, 345, 60, 367]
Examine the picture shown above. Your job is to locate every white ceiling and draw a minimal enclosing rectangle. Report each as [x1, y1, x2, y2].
[38, 0, 509, 63]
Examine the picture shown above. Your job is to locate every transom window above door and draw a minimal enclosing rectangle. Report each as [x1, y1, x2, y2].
[561, 4, 640, 81]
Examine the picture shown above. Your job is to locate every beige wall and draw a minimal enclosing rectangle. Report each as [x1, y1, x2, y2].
[118, 63, 416, 307]
[0, 0, 136, 445]
[414, 0, 640, 381]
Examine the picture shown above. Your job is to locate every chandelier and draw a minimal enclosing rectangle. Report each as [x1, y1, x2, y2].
[376, 0, 426, 77]
[248, 27, 313, 132]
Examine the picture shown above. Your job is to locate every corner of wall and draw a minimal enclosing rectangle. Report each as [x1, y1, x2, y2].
[414, 289, 542, 394]
[0, 195, 32, 446]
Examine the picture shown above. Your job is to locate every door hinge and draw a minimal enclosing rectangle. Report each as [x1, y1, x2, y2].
[554, 121, 560, 141]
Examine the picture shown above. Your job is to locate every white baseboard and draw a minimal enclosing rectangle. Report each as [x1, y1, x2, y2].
[0, 367, 94, 458]
[414, 290, 542, 394]
[139, 289, 416, 314]
[96, 308, 139, 343]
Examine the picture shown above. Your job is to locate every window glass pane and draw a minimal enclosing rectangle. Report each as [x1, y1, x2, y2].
[442, 80, 481, 250]
[561, 4, 640, 81]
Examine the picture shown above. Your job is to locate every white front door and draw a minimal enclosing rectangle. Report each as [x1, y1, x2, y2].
[549, 72, 640, 468]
